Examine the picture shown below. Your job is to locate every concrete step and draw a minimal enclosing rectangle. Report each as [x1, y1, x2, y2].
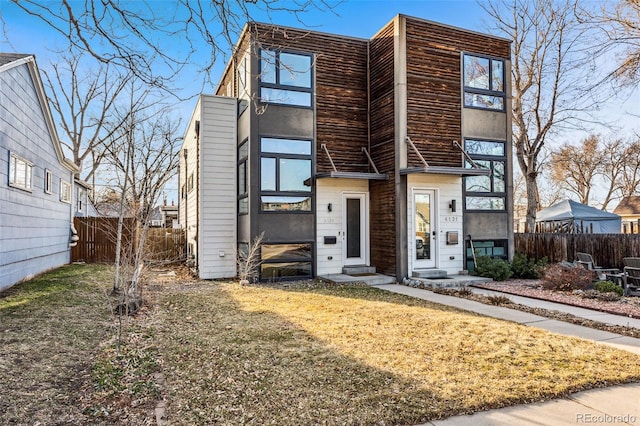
[342, 265, 376, 275]
[412, 269, 448, 279]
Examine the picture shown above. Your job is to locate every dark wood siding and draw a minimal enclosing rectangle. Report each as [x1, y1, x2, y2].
[252, 23, 370, 174]
[369, 22, 397, 275]
[404, 17, 511, 168]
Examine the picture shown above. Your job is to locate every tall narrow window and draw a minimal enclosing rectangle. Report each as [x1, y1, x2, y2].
[60, 179, 71, 203]
[238, 140, 248, 215]
[9, 153, 33, 191]
[260, 137, 312, 212]
[464, 139, 507, 211]
[463, 54, 505, 111]
[44, 170, 53, 194]
[259, 49, 313, 107]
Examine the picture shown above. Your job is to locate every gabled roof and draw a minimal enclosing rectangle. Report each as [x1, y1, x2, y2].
[613, 196, 640, 215]
[0, 53, 79, 174]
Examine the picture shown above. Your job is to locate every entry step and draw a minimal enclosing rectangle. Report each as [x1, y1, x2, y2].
[342, 265, 376, 275]
[412, 269, 448, 279]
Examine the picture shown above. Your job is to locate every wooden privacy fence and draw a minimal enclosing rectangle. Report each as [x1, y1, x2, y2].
[72, 217, 185, 263]
[515, 233, 640, 269]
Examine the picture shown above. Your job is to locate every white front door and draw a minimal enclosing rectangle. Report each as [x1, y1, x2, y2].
[342, 193, 368, 266]
[413, 189, 436, 268]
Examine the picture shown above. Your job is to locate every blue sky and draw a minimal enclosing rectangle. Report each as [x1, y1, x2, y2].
[2, 0, 638, 204]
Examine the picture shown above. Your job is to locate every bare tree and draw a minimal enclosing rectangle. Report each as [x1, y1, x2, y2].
[103, 88, 181, 299]
[10, 0, 337, 92]
[483, 0, 600, 232]
[549, 135, 604, 205]
[601, 135, 640, 203]
[577, 0, 640, 87]
[42, 50, 134, 185]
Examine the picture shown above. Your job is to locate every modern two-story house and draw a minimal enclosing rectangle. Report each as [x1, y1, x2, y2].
[179, 14, 513, 281]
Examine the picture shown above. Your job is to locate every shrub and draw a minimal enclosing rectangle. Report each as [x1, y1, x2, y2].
[594, 280, 623, 297]
[511, 253, 548, 279]
[541, 263, 594, 291]
[486, 295, 512, 305]
[474, 256, 513, 281]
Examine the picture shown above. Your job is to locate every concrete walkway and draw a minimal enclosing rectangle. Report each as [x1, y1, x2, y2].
[374, 284, 640, 426]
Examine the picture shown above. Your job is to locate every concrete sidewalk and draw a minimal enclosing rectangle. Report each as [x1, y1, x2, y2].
[374, 284, 640, 425]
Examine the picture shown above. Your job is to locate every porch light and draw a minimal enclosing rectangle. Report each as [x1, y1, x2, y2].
[449, 199, 457, 212]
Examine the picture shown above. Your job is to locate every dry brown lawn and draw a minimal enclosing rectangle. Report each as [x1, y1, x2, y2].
[2, 265, 640, 425]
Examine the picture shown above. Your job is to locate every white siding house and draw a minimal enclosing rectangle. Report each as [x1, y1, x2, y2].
[0, 53, 79, 291]
[179, 95, 237, 279]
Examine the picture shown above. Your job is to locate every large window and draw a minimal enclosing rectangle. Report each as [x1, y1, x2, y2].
[260, 137, 312, 212]
[9, 153, 33, 191]
[260, 49, 313, 107]
[464, 139, 506, 211]
[261, 243, 312, 280]
[463, 54, 505, 111]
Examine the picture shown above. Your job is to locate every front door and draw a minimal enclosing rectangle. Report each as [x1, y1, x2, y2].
[343, 193, 367, 266]
[413, 190, 436, 268]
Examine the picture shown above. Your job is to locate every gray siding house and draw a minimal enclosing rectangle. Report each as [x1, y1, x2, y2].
[0, 53, 80, 291]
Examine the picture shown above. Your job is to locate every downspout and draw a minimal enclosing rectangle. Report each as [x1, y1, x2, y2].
[366, 41, 371, 162]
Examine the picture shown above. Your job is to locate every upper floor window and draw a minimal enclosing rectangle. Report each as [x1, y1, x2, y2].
[259, 49, 313, 107]
[77, 187, 84, 212]
[260, 137, 312, 212]
[464, 139, 506, 211]
[463, 54, 505, 111]
[9, 153, 33, 192]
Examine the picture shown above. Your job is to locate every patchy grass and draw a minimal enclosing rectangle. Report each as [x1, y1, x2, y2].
[3, 267, 640, 425]
[150, 282, 640, 425]
[0, 264, 114, 424]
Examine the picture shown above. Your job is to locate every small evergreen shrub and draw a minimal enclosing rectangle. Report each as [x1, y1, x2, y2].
[511, 253, 548, 279]
[473, 255, 513, 281]
[594, 280, 623, 297]
[541, 263, 593, 291]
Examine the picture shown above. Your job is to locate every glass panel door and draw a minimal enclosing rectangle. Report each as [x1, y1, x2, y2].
[414, 191, 435, 268]
[343, 193, 367, 266]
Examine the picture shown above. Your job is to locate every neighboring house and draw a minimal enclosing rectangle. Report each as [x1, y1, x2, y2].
[179, 15, 513, 280]
[0, 53, 80, 291]
[149, 203, 179, 228]
[613, 196, 640, 233]
[74, 178, 99, 217]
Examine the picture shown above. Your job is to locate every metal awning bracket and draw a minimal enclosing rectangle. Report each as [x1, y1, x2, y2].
[361, 147, 380, 175]
[405, 136, 429, 171]
[320, 143, 338, 173]
[453, 140, 482, 169]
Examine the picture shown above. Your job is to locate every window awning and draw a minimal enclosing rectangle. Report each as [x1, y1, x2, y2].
[316, 144, 388, 181]
[402, 137, 491, 177]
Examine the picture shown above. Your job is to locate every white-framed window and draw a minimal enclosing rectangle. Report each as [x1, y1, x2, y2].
[77, 187, 83, 212]
[9, 152, 33, 191]
[44, 170, 53, 194]
[60, 179, 71, 203]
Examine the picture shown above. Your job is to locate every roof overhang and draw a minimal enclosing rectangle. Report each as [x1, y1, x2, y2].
[400, 166, 491, 176]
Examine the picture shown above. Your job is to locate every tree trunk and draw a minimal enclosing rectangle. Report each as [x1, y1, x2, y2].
[525, 172, 540, 233]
